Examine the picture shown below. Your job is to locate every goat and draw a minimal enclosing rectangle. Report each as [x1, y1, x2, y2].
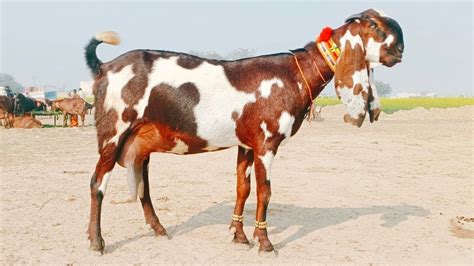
[6, 115, 42, 128]
[85, 9, 404, 254]
[0, 95, 14, 128]
[52, 98, 89, 127]
[13, 93, 37, 115]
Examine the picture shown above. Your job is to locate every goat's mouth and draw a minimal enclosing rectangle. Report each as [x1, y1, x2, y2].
[383, 54, 402, 67]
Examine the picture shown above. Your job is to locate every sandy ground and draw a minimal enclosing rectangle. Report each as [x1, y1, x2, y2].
[0, 105, 473, 264]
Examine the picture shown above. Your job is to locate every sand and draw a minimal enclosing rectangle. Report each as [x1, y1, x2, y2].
[0, 106, 473, 264]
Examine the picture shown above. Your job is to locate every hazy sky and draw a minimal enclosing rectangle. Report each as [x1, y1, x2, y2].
[1, 0, 473, 96]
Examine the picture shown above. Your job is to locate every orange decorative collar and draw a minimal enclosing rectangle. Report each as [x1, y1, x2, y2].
[316, 27, 340, 72]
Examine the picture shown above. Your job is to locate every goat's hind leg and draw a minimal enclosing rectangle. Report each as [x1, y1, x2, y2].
[88, 145, 118, 254]
[138, 157, 167, 236]
[230, 146, 254, 244]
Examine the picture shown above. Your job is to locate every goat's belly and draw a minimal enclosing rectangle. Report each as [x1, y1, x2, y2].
[164, 118, 242, 154]
[121, 120, 242, 162]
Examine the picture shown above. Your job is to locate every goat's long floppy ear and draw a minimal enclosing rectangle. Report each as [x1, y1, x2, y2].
[345, 12, 363, 23]
[335, 35, 381, 127]
[367, 69, 382, 122]
[345, 9, 378, 23]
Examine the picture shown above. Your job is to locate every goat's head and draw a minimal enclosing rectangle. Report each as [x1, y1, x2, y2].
[334, 9, 404, 127]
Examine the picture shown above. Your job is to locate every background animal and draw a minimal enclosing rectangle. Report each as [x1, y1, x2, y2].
[85, 101, 94, 114]
[13, 93, 37, 115]
[85, 8, 403, 254]
[52, 98, 88, 127]
[0, 95, 14, 127]
[6, 115, 43, 128]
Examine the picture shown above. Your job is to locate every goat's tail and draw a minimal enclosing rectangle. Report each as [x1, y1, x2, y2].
[84, 31, 121, 78]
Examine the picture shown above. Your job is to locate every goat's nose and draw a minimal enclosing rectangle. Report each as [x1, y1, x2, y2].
[396, 43, 404, 53]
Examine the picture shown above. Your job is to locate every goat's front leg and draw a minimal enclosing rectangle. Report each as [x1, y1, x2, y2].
[81, 113, 85, 127]
[63, 113, 68, 127]
[253, 149, 275, 252]
[230, 146, 254, 244]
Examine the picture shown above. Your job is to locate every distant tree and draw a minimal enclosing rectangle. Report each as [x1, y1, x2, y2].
[0, 73, 23, 92]
[188, 50, 225, 60]
[188, 48, 256, 60]
[225, 48, 256, 60]
[374, 80, 392, 97]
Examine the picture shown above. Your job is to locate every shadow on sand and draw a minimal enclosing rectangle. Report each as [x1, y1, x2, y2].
[106, 201, 429, 253]
[169, 201, 430, 249]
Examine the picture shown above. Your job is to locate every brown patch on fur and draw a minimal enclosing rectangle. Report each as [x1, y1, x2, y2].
[120, 51, 159, 106]
[335, 44, 366, 89]
[118, 122, 212, 166]
[122, 107, 138, 122]
[343, 113, 365, 128]
[177, 55, 203, 69]
[143, 83, 200, 135]
[231, 111, 239, 121]
[353, 84, 363, 95]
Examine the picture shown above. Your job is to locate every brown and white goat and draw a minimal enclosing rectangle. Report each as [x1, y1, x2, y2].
[85, 9, 404, 253]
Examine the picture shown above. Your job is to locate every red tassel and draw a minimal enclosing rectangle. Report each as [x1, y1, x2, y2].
[318, 27, 333, 42]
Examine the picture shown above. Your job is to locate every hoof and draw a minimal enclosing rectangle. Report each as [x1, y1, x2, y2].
[90, 238, 105, 254]
[153, 225, 167, 237]
[232, 234, 250, 245]
[253, 228, 274, 253]
[229, 222, 249, 245]
[258, 240, 274, 253]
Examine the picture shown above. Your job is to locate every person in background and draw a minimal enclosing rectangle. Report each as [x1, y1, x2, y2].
[70, 89, 79, 99]
[78, 88, 86, 99]
[69, 89, 80, 126]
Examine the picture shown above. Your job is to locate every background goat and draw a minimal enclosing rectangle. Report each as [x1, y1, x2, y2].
[52, 98, 89, 127]
[85, 9, 403, 253]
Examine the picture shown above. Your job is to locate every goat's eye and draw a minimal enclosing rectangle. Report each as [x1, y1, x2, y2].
[376, 28, 386, 39]
[370, 24, 376, 29]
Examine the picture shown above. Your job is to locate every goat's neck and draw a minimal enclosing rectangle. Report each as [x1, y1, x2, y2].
[293, 25, 348, 107]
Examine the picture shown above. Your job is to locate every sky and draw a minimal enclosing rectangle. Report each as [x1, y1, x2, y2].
[1, 0, 473, 96]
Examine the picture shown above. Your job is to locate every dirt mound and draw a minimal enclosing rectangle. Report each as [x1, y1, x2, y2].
[384, 106, 474, 121]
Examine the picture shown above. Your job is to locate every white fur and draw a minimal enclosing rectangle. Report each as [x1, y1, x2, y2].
[297, 82, 303, 91]
[239, 143, 252, 150]
[127, 163, 143, 200]
[258, 78, 283, 98]
[245, 164, 252, 178]
[366, 34, 395, 68]
[169, 139, 189, 154]
[373, 9, 388, 17]
[133, 56, 256, 147]
[203, 146, 220, 151]
[104, 65, 134, 145]
[337, 69, 370, 119]
[98, 172, 111, 195]
[259, 151, 274, 180]
[352, 69, 370, 89]
[368, 69, 382, 110]
[95, 31, 120, 45]
[338, 87, 366, 119]
[260, 121, 272, 142]
[278, 111, 295, 146]
[339, 30, 364, 52]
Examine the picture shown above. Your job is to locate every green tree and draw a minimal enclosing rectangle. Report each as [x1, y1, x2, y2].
[0, 73, 23, 92]
[374, 80, 392, 97]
